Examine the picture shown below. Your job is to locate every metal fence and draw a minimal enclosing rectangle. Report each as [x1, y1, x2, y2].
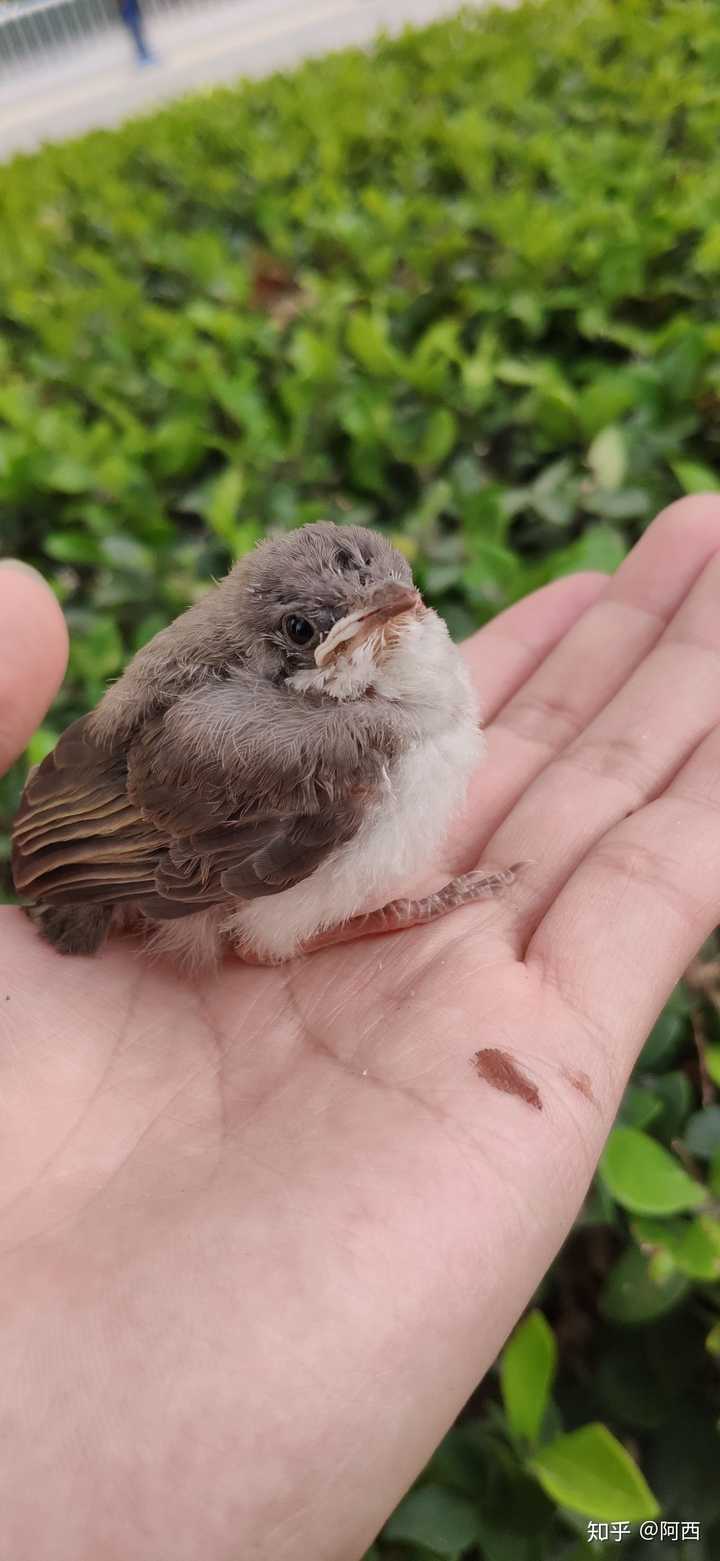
[0, 0, 194, 72]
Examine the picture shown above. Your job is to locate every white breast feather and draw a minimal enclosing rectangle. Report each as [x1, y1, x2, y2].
[222, 611, 484, 962]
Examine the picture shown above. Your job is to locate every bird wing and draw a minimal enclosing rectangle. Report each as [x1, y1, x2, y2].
[11, 702, 378, 920]
[12, 716, 162, 907]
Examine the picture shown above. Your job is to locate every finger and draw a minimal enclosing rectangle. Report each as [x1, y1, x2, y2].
[482, 542, 720, 939]
[460, 495, 720, 864]
[0, 563, 68, 773]
[461, 570, 607, 719]
[526, 719, 720, 1062]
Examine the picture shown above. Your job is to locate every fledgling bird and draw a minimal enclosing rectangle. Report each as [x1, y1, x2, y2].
[12, 522, 514, 970]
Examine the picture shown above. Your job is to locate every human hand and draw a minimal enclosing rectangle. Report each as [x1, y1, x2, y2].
[2, 498, 720, 1561]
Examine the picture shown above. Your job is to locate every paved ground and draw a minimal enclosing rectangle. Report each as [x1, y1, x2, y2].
[0, 0, 510, 161]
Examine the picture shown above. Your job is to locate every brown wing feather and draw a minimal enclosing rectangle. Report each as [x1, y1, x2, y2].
[11, 715, 163, 907]
[151, 800, 365, 909]
[11, 705, 373, 920]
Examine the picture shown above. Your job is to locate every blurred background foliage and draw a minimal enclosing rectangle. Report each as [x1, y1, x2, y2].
[1, 0, 720, 1553]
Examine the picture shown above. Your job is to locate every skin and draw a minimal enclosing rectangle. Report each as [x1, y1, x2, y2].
[1, 496, 720, 1559]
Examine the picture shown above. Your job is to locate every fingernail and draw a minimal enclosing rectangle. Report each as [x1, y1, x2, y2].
[0, 559, 45, 580]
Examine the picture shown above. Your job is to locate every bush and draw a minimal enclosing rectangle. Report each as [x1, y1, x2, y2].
[1, 0, 720, 1552]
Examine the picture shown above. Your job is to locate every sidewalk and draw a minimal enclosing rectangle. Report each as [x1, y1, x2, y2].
[0, 0, 510, 161]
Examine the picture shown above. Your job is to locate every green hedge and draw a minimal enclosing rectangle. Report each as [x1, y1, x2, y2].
[1, 0, 720, 1553]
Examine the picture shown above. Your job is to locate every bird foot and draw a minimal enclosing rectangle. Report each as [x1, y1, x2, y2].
[237, 864, 521, 966]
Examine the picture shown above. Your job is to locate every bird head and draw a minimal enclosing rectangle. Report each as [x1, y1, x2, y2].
[234, 522, 426, 700]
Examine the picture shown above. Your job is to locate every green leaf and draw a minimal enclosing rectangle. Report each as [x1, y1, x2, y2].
[528, 458, 579, 527]
[99, 535, 154, 574]
[582, 486, 651, 522]
[633, 1215, 720, 1281]
[637, 1006, 687, 1070]
[706, 1321, 720, 1358]
[644, 1409, 720, 1525]
[600, 1244, 689, 1324]
[500, 1309, 557, 1445]
[529, 1424, 659, 1521]
[206, 466, 246, 544]
[132, 611, 169, 650]
[44, 531, 102, 566]
[599, 1127, 705, 1215]
[549, 523, 627, 576]
[416, 407, 457, 467]
[26, 726, 59, 767]
[618, 1085, 662, 1131]
[289, 327, 339, 382]
[463, 540, 520, 605]
[649, 1070, 694, 1142]
[461, 347, 495, 409]
[410, 316, 462, 388]
[153, 417, 207, 478]
[671, 458, 720, 494]
[578, 373, 637, 438]
[595, 1342, 673, 1430]
[456, 480, 508, 544]
[383, 1485, 481, 1557]
[68, 613, 124, 683]
[685, 1105, 720, 1160]
[44, 456, 95, 494]
[587, 426, 627, 490]
[579, 1175, 619, 1228]
[346, 311, 402, 376]
[427, 1427, 555, 1558]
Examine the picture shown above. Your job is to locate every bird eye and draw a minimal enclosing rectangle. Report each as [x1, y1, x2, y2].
[283, 613, 316, 647]
[335, 548, 355, 571]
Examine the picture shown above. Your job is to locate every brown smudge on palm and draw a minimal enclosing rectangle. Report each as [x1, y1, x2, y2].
[561, 1067, 597, 1107]
[472, 1048, 543, 1111]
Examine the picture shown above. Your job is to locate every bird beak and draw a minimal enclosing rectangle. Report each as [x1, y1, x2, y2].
[315, 582, 421, 667]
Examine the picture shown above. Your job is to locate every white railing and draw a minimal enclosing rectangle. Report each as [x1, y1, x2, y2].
[0, 0, 194, 72]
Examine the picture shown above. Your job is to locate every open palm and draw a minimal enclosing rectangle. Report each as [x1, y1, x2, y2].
[2, 498, 720, 1561]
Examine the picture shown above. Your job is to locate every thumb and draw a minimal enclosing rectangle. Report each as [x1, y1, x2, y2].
[0, 562, 69, 774]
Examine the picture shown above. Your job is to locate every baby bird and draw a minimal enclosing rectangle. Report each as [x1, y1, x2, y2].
[12, 523, 513, 968]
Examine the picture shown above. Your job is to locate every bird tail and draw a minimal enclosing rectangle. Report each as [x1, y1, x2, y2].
[25, 902, 114, 956]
